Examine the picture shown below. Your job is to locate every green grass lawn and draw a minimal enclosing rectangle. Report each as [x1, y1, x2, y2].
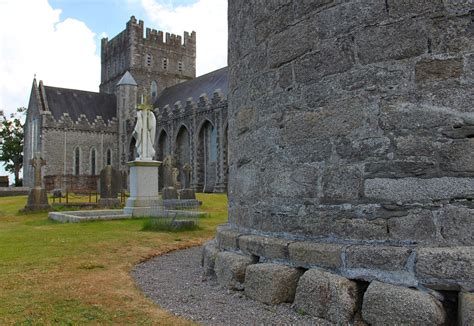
[0, 193, 228, 325]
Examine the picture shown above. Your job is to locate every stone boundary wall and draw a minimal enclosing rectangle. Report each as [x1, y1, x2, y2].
[0, 187, 30, 197]
[44, 175, 99, 192]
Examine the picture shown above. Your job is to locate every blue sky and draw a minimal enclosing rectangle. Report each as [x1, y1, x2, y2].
[48, 0, 219, 59]
[0, 0, 227, 183]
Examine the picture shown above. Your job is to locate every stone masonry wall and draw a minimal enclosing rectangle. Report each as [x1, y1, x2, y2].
[155, 90, 228, 192]
[216, 1, 474, 323]
[228, 1, 474, 248]
[40, 111, 119, 180]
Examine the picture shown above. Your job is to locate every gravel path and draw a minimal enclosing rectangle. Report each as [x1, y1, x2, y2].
[132, 246, 329, 325]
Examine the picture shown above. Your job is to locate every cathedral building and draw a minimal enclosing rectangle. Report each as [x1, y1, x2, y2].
[22, 16, 229, 193]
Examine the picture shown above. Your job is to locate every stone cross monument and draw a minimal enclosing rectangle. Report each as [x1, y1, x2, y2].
[179, 163, 196, 200]
[31, 153, 46, 188]
[24, 152, 50, 211]
[124, 99, 162, 216]
[182, 163, 192, 189]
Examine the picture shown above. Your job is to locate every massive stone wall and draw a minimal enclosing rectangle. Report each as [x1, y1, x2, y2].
[208, 1, 474, 323]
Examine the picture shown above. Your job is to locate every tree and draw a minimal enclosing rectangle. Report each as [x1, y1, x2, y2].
[0, 108, 25, 186]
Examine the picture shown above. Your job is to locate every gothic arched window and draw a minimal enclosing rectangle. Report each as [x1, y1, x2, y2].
[90, 148, 97, 175]
[106, 148, 112, 166]
[151, 80, 158, 99]
[74, 147, 80, 176]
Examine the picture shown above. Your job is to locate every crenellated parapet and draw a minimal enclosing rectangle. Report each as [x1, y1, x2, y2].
[155, 88, 227, 123]
[41, 111, 118, 133]
[143, 27, 196, 49]
[100, 16, 196, 96]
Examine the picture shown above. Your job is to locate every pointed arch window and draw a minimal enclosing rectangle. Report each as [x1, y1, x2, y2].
[74, 147, 81, 176]
[90, 148, 97, 175]
[106, 148, 112, 166]
[151, 81, 158, 98]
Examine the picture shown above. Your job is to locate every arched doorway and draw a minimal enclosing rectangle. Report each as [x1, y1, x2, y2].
[175, 125, 190, 188]
[197, 120, 217, 192]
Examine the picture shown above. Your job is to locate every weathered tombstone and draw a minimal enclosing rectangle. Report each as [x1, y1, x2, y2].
[172, 167, 181, 189]
[98, 165, 122, 208]
[24, 153, 51, 211]
[179, 163, 196, 200]
[161, 155, 178, 199]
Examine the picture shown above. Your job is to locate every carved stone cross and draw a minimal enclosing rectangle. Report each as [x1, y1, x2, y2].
[30, 152, 46, 189]
[182, 163, 192, 189]
[162, 155, 176, 188]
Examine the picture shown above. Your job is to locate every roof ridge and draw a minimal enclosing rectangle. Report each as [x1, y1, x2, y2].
[43, 85, 112, 97]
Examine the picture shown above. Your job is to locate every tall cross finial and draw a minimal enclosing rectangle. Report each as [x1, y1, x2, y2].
[137, 95, 152, 111]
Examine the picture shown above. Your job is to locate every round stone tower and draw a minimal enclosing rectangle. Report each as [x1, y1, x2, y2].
[204, 1, 474, 324]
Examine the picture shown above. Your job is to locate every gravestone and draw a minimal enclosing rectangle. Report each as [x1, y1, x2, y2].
[179, 163, 196, 200]
[24, 153, 51, 211]
[162, 155, 178, 200]
[98, 165, 122, 208]
[172, 167, 180, 189]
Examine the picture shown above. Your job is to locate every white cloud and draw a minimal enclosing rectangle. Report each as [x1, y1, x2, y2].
[0, 0, 100, 116]
[141, 0, 227, 77]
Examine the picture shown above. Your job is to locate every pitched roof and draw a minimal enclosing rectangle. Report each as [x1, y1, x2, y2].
[154, 66, 228, 108]
[117, 71, 137, 86]
[43, 86, 116, 123]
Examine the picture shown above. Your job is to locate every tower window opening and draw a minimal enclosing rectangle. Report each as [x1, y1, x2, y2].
[151, 81, 158, 98]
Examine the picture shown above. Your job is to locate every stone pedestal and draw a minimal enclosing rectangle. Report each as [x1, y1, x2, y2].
[24, 187, 51, 211]
[124, 160, 161, 217]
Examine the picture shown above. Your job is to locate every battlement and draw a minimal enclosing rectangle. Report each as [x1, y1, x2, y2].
[126, 15, 144, 29]
[100, 16, 197, 95]
[102, 16, 195, 52]
[155, 88, 226, 121]
[40, 110, 118, 133]
[124, 15, 196, 48]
